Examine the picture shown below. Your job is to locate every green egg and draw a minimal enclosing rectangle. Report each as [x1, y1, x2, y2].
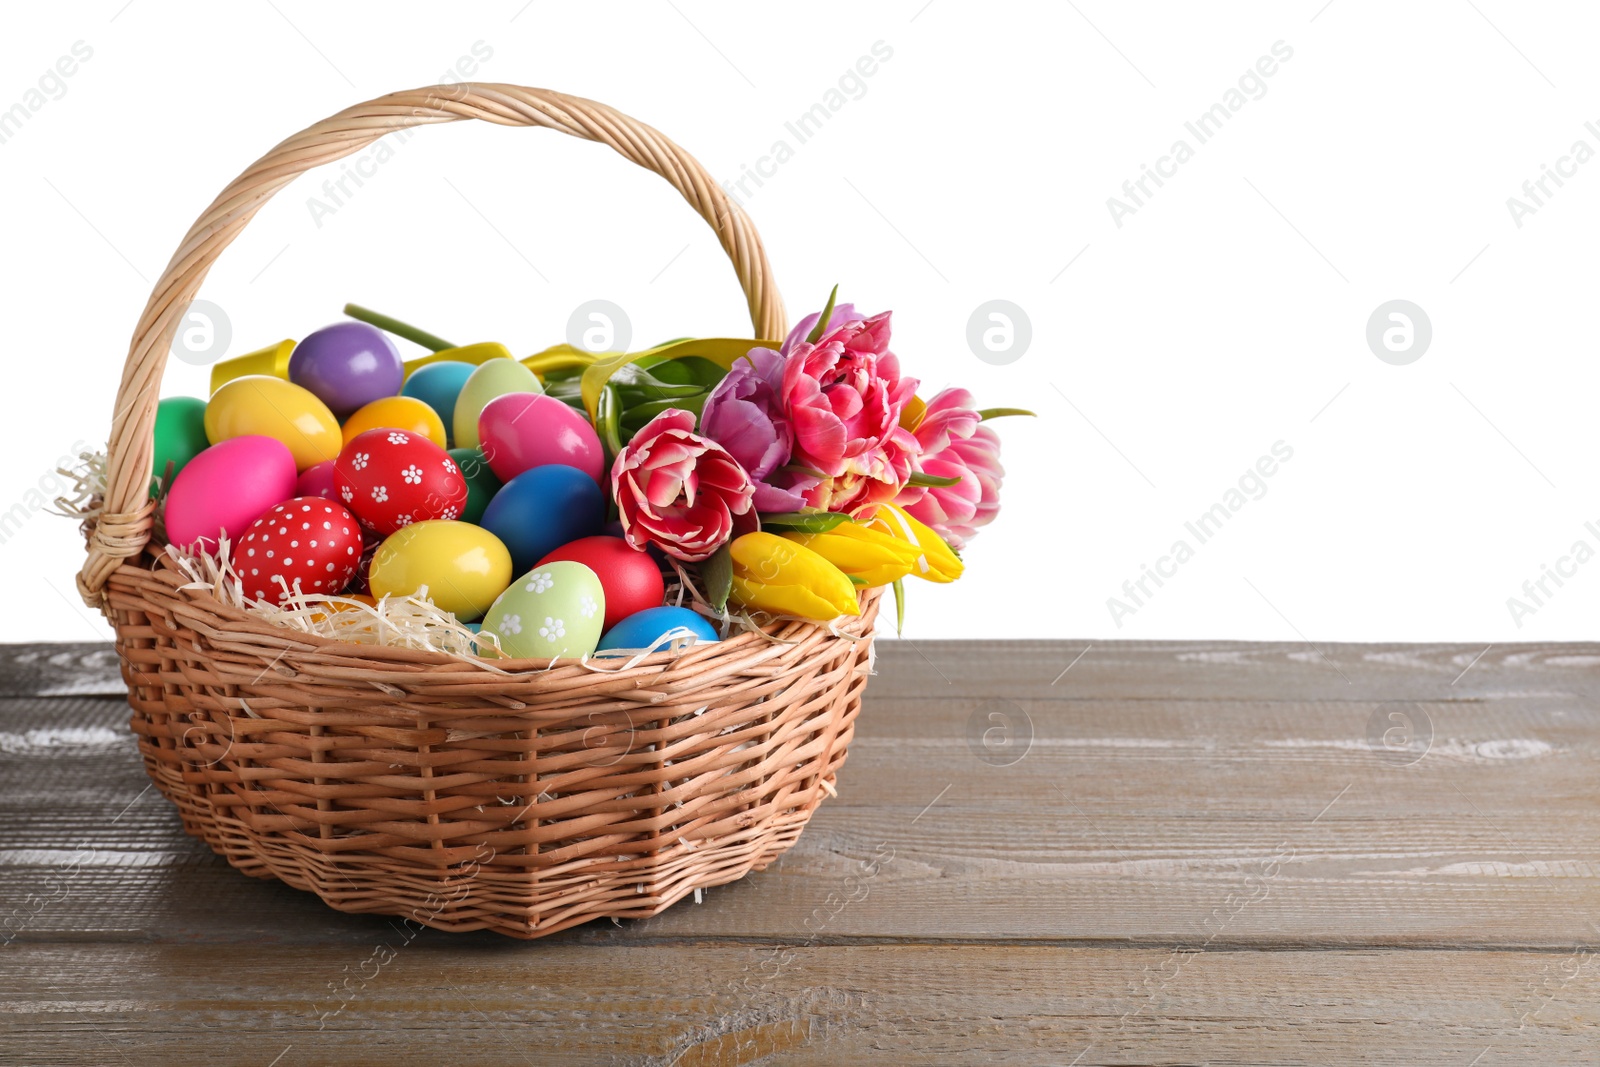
[481, 561, 606, 660]
[452, 358, 542, 449]
[448, 446, 502, 525]
[149, 396, 210, 498]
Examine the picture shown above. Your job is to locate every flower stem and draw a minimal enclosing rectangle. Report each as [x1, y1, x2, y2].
[343, 303, 457, 352]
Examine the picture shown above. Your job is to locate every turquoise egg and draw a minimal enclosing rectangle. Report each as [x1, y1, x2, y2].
[401, 361, 475, 446]
[597, 606, 720, 655]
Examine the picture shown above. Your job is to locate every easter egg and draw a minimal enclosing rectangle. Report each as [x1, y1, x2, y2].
[231, 497, 363, 604]
[479, 393, 604, 484]
[537, 535, 664, 631]
[340, 395, 448, 449]
[368, 520, 512, 621]
[288, 321, 403, 417]
[452, 358, 542, 450]
[447, 447, 501, 525]
[480, 464, 604, 574]
[205, 375, 342, 472]
[481, 561, 605, 659]
[163, 435, 297, 553]
[334, 428, 468, 536]
[306, 592, 375, 625]
[597, 606, 719, 654]
[401, 361, 475, 444]
[150, 396, 210, 498]
[295, 459, 340, 501]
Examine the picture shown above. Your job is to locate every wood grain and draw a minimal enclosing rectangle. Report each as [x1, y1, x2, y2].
[4, 640, 1599, 1065]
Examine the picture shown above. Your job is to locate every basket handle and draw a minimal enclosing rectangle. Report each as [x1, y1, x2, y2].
[79, 83, 787, 603]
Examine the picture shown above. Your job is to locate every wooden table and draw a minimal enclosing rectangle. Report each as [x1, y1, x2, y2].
[3, 640, 1598, 1064]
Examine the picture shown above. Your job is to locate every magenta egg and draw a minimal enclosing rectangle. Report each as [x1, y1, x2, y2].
[164, 435, 297, 553]
[478, 393, 604, 484]
[294, 459, 340, 501]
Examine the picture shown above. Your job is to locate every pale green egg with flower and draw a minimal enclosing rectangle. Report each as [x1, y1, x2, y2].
[481, 560, 606, 659]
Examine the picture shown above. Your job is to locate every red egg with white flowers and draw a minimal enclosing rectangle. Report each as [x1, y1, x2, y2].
[334, 428, 468, 536]
[232, 497, 363, 603]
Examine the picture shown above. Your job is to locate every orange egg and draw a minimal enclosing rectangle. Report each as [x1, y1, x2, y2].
[340, 396, 447, 448]
[307, 593, 376, 624]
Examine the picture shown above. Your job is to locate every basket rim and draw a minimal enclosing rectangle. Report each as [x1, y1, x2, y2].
[104, 543, 879, 682]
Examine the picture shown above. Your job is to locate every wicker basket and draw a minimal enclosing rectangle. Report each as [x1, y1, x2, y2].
[76, 84, 880, 939]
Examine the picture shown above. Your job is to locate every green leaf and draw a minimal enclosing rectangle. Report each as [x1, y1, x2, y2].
[622, 369, 710, 398]
[805, 285, 840, 344]
[907, 471, 964, 488]
[622, 394, 708, 430]
[892, 578, 906, 635]
[976, 407, 1036, 421]
[579, 337, 779, 424]
[645, 356, 731, 388]
[847, 574, 870, 586]
[701, 543, 732, 613]
[759, 511, 857, 534]
[596, 385, 624, 465]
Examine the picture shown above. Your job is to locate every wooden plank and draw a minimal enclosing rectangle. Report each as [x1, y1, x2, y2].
[0, 643, 125, 698]
[3, 681, 1598, 947]
[868, 639, 1600, 702]
[1, 943, 1594, 1065]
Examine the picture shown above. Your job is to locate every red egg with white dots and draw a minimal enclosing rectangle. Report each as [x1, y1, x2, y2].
[231, 497, 363, 604]
[334, 428, 468, 536]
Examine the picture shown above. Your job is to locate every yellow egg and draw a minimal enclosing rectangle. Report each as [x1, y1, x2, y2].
[205, 375, 341, 472]
[340, 396, 448, 448]
[369, 520, 512, 621]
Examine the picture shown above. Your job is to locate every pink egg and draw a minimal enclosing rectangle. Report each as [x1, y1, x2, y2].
[478, 392, 603, 484]
[164, 435, 297, 553]
[295, 459, 340, 501]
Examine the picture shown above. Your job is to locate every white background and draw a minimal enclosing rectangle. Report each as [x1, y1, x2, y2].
[3, 0, 1598, 645]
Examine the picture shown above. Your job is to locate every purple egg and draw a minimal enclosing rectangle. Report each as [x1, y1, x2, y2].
[288, 321, 403, 417]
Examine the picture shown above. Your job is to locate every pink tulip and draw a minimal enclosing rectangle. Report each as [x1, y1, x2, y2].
[783, 302, 865, 352]
[779, 310, 920, 516]
[611, 409, 755, 562]
[895, 388, 1005, 550]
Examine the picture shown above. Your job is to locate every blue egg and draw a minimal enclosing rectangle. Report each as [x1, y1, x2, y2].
[480, 464, 605, 574]
[401, 361, 475, 446]
[597, 606, 720, 655]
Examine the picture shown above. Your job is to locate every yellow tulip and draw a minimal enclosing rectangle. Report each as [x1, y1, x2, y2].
[729, 532, 861, 620]
[866, 504, 964, 583]
[783, 521, 921, 588]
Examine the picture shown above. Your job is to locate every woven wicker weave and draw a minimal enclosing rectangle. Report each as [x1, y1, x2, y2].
[76, 84, 879, 938]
